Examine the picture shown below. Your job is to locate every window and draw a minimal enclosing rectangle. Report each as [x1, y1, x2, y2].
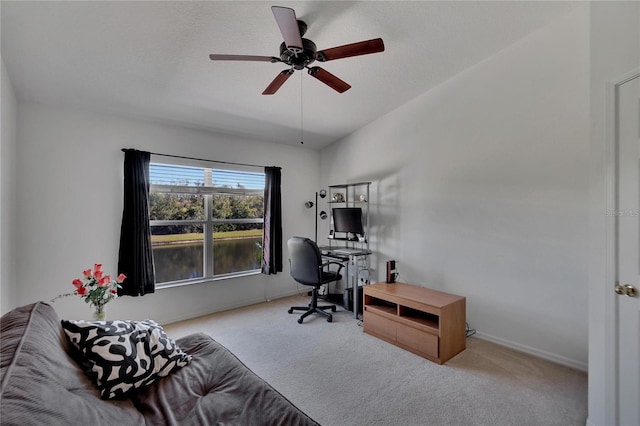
[149, 161, 265, 286]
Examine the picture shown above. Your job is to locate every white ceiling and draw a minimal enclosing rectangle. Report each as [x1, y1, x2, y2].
[1, 1, 580, 149]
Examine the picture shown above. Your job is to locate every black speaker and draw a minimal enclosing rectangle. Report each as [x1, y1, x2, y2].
[386, 260, 397, 283]
[343, 286, 364, 314]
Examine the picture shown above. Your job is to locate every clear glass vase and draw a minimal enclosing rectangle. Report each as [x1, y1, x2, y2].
[92, 305, 106, 321]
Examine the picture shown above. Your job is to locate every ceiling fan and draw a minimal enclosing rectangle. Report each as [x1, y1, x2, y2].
[209, 6, 385, 95]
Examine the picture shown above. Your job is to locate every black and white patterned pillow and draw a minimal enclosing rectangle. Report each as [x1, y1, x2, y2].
[61, 319, 192, 399]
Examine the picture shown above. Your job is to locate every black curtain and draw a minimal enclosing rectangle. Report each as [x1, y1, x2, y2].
[117, 149, 155, 296]
[262, 166, 283, 275]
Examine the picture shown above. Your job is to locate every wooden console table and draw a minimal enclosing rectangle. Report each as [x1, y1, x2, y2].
[363, 282, 466, 364]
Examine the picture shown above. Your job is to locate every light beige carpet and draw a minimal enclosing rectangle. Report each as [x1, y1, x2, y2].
[164, 295, 587, 426]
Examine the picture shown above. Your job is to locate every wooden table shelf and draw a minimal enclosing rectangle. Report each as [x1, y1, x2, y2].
[364, 304, 397, 317]
[363, 282, 466, 364]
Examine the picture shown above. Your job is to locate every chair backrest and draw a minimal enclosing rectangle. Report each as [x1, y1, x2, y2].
[287, 236, 322, 286]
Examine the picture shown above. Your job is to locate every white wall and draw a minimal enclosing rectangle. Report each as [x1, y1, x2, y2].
[320, 6, 590, 369]
[14, 101, 320, 323]
[1, 58, 18, 315]
[587, 2, 640, 425]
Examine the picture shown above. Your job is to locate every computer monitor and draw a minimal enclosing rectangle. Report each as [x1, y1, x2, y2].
[332, 207, 364, 238]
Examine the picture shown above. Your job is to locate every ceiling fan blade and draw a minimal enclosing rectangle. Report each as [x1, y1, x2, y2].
[262, 69, 294, 95]
[271, 6, 303, 52]
[307, 67, 351, 93]
[316, 38, 385, 62]
[209, 54, 278, 62]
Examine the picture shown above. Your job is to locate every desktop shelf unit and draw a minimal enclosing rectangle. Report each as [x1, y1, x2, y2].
[325, 182, 371, 317]
[327, 182, 371, 251]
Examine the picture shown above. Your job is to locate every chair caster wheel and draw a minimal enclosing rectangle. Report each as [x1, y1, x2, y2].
[288, 308, 293, 314]
[297, 318, 303, 324]
[331, 306, 337, 312]
[327, 316, 333, 323]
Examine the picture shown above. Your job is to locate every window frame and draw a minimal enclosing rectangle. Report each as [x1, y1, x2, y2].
[148, 157, 265, 288]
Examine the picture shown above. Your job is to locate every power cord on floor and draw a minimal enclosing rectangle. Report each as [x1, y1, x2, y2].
[466, 322, 476, 338]
[295, 282, 306, 297]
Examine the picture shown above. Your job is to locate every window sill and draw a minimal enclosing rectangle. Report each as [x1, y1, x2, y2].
[156, 270, 262, 290]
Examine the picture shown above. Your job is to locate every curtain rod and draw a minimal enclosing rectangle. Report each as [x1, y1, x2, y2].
[121, 149, 279, 170]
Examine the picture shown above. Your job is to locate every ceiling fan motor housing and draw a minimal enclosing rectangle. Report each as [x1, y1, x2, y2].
[279, 38, 317, 70]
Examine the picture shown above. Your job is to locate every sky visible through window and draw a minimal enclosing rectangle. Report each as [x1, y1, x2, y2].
[150, 163, 264, 189]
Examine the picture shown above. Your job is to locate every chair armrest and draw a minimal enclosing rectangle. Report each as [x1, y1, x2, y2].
[320, 261, 344, 275]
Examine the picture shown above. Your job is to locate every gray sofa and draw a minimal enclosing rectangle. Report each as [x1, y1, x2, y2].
[0, 302, 318, 425]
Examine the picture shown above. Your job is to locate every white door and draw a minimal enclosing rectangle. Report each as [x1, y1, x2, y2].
[615, 72, 639, 426]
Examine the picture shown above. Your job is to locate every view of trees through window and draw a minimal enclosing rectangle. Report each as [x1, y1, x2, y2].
[148, 162, 264, 284]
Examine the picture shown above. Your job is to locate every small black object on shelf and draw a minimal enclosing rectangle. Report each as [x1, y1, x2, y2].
[343, 287, 364, 315]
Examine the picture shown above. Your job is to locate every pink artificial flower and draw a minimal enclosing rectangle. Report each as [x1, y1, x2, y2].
[94, 270, 103, 280]
[72, 279, 83, 289]
[110, 289, 118, 295]
[98, 276, 110, 287]
[76, 286, 87, 296]
[116, 273, 126, 283]
[83, 269, 92, 278]
[94, 264, 102, 273]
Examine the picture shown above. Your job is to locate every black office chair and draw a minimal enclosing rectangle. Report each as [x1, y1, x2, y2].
[287, 236, 344, 323]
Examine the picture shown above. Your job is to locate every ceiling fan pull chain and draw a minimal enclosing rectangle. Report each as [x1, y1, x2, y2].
[300, 72, 304, 145]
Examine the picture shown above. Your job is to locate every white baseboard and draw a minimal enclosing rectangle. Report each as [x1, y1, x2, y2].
[475, 331, 588, 372]
[161, 288, 302, 326]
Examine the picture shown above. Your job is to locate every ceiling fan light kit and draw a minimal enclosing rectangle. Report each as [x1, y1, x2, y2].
[209, 5, 385, 95]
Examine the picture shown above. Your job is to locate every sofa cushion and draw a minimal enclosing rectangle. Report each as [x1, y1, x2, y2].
[0, 302, 144, 425]
[61, 319, 192, 399]
[132, 332, 319, 425]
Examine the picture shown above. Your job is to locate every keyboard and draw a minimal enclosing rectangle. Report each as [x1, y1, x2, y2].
[331, 248, 365, 255]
